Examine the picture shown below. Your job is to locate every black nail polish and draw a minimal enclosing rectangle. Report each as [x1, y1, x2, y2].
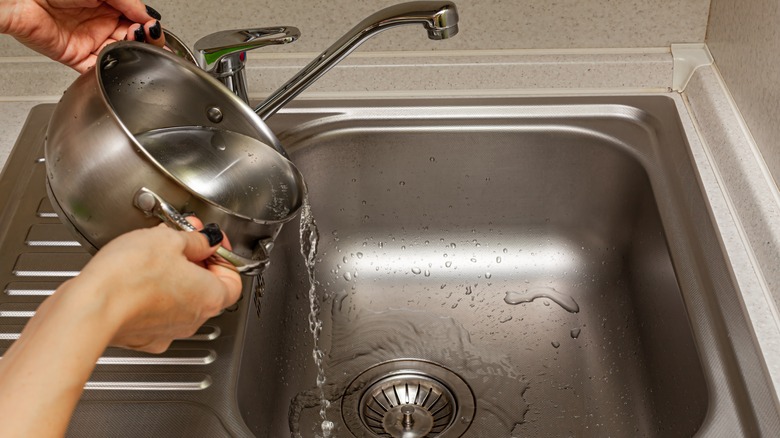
[199, 223, 224, 247]
[145, 5, 162, 20]
[133, 26, 146, 42]
[149, 21, 162, 40]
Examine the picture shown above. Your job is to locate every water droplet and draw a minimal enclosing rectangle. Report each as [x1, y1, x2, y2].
[503, 248, 508, 253]
[424, 270, 431, 277]
[504, 287, 580, 313]
[412, 267, 422, 275]
[499, 315, 512, 323]
[343, 272, 352, 281]
[570, 328, 581, 339]
[399, 181, 406, 186]
[496, 256, 502, 263]
[551, 341, 560, 348]
[429, 156, 436, 162]
[445, 261, 452, 268]
[470, 258, 477, 263]
[356, 252, 363, 259]
[485, 272, 492, 279]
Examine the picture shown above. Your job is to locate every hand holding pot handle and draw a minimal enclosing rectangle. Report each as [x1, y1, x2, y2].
[133, 187, 269, 276]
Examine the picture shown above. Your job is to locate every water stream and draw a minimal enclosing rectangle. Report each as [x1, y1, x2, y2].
[288, 306, 530, 436]
[298, 196, 334, 438]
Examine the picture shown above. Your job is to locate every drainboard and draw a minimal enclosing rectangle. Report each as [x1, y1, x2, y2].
[0, 106, 252, 437]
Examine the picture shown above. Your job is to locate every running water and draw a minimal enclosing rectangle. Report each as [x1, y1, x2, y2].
[298, 196, 334, 437]
[252, 274, 265, 318]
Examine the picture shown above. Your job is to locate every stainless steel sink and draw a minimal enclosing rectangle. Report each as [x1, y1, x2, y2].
[1, 96, 778, 437]
[237, 96, 780, 437]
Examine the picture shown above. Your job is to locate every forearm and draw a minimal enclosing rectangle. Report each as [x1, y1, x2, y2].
[0, 280, 119, 436]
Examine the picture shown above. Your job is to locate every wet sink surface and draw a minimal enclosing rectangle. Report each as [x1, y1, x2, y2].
[236, 96, 780, 437]
[1, 97, 778, 437]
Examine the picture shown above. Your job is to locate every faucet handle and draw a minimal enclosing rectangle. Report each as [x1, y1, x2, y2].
[194, 27, 300, 73]
[194, 27, 300, 103]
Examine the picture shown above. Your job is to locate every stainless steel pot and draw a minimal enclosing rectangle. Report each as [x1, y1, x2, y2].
[44, 42, 305, 274]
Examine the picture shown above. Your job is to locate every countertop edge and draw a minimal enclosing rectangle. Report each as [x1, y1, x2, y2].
[682, 65, 780, 404]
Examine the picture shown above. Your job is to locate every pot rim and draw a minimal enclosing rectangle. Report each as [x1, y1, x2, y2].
[94, 41, 305, 226]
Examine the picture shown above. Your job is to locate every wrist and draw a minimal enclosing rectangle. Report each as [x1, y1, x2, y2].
[55, 274, 126, 345]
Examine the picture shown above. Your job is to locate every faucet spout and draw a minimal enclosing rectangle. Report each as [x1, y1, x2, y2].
[254, 1, 459, 120]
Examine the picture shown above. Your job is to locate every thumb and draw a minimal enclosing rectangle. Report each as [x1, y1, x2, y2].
[180, 223, 223, 263]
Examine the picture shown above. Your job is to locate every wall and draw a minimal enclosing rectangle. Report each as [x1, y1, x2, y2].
[707, 0, 780, 187]
[0, 0, 710, 57]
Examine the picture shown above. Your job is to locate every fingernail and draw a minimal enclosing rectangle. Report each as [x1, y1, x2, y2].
[199, 223, 224, 247]
[149, 21, 162, 40]
[145, 5, 162, 20]
[133, 26, 146, 42]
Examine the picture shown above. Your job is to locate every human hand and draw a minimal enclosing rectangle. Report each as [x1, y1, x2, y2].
[0, 221, 243, 436]
[0, 0, 165, 72]
[63, 220, 243, 353]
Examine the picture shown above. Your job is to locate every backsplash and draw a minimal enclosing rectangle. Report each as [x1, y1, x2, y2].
[0, 0, 710, 57]
[707, 0, 780, 188]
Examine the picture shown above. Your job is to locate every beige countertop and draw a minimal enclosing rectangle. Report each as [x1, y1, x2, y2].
[0, 47, 778, 409]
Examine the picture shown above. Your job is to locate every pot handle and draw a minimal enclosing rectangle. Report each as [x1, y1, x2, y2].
[133, 187, 268, 276]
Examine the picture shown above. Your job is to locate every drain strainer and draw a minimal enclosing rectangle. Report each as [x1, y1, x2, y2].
[342, 360, 475, 437]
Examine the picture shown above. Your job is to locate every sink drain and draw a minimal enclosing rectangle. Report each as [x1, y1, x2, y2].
[342, 360, 475, 437]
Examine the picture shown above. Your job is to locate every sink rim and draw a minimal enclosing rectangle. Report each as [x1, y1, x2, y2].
[234, 95, 780, 437]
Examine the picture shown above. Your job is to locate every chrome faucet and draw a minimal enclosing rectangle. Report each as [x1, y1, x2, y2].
[168, 2, 459, 119]
[253, 1, 459, 120]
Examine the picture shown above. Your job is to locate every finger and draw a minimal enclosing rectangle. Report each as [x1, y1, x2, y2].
[111, 20, 132, 41]
[206, 259, 243, 308]
[183, 216, 234, 250]
[143, 20, 165, 47]
[71, 54, 98, 73]
[179, 219, 241, 303]
[177, 223, 222, 263]
[184, 216, 204, 230]
[181, 219, 242, 306]
[126, 22, 144, 42]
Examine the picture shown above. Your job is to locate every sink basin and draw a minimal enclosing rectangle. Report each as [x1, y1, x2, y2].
[1, 97, 778, 437]
[235, 96, 780, 437]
